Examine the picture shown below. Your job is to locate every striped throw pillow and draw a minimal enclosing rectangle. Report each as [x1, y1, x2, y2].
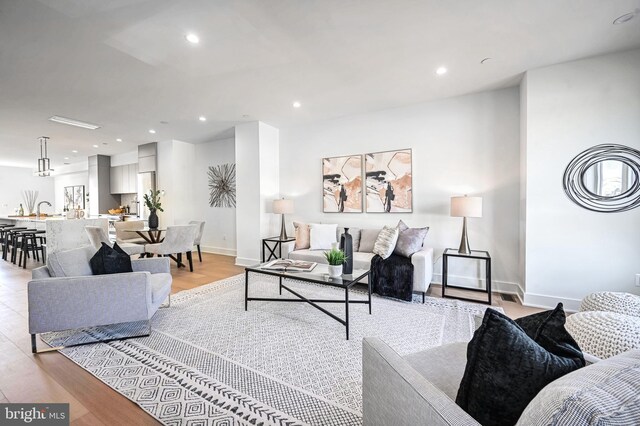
[372, 225, 399, 259]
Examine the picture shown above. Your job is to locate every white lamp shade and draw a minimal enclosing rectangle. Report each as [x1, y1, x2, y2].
[273, 199, 294, 214]
[451, 196, 482, 218]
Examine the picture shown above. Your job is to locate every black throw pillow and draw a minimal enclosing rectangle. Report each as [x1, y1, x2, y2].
[516, 303, 586, 362]
[455, 308, 585, 426]
[90, 242, 133, 275]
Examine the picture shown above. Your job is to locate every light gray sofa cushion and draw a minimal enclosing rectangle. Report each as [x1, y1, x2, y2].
[47, 245, 95, 277]
[516, 349, 640, 426]
[359, 228, 382, 252]
[404, 342, 467, 401]
[290, 249, 374, 270]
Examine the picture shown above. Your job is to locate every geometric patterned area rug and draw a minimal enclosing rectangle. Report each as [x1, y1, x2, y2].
[42, 273, 499, 425]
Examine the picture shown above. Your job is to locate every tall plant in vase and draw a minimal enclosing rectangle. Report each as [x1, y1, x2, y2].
[143, 190, 164, 229]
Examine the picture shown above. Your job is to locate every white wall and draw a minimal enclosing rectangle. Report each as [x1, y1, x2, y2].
[0, 166, 56, 215]
[279, 88, 521, 295]
[193, 137, 237, 255]
[522, 48, 640, 310]
[54, 171, 89, 213]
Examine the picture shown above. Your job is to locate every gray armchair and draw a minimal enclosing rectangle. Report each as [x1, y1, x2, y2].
[363, 338, 478, 426]
[362, 338, 632, 426]
[188, 220, 206, 262]
[145, 225, 198, 272]
[85, 225, 145, 256]
[28, 245, 172, 353]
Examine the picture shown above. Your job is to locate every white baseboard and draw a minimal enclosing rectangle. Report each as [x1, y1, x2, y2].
[235, 257, 259, 267]
[200, 245, 237, 257]
[431, 273, 524, 301]
[522, 293, 581, 312]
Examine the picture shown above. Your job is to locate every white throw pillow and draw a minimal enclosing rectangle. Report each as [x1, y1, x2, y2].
[309, 223, 338, 250]
[372, 225, 400, 259]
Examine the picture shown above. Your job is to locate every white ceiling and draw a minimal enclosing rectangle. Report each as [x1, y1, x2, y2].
[1, 0, 639, 168]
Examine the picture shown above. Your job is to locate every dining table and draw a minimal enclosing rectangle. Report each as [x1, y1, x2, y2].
[124, 227, 166, 244]
[124, 228, 186, 268]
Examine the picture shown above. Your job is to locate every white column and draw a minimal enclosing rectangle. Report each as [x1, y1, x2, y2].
[235, 121, 280, 265]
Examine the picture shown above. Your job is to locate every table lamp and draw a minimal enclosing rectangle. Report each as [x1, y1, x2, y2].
[273, 198, 294, 240]
[450, 195, 482, 254]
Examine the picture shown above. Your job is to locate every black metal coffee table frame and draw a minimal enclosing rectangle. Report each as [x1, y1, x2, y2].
[244, 266, 371, 340]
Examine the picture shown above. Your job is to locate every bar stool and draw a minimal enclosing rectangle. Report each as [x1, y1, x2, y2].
[19, 230, 46, 268]
[11, 229, 37, 264]
[0, 224, 16, 252]
[2, 227, 27, 261]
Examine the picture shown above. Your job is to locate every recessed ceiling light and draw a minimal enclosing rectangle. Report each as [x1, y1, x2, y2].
[71, 150, 78, 153]
[149, 129, 156, 134]
[116, 138, 122, 142]
[64, 157, 69, 160]
[93, 144, 99, 148]
[49, 115, 101, 130]
[613, 12, 636, 24]
[199, 116, 207, 122]
[436, 66, 448, 75]
[292, 101, 301, 108]
[185, 33, 200, 44]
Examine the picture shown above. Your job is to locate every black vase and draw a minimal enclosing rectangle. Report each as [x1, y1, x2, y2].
[148, 209, 159, 229]
[340, 228, 353, 274]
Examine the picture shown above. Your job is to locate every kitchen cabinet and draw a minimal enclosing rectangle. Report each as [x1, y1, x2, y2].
[110, 163, 138, 194]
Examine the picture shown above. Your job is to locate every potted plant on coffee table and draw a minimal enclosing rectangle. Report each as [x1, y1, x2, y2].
[143, 190, 164, 229]
[324, 248, 348, 278]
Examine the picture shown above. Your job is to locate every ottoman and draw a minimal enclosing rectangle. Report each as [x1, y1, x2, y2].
[580, 292, 640, 317]
[566, 311, 640, 360]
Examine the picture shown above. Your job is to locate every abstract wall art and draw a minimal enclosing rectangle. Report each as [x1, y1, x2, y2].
[63, 185, 85, 211]
[322, 155, 363, 213]
[365, 149, 412, 213]
[208, 163, 236, 208]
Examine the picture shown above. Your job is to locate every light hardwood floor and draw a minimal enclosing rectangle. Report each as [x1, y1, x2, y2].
[0, 251, 538, 425]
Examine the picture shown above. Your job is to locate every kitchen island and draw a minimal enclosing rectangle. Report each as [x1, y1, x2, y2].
[0, 216, 109, 255]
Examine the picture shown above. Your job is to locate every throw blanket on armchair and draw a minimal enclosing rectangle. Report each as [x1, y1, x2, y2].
[370, 254, 414, 301]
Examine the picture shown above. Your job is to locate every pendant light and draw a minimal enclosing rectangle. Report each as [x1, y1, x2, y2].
[35, 136, 54, 177]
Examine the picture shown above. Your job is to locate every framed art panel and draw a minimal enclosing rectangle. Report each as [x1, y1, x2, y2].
[63, 186, 74, 211]
[365, 149, 412, 213]
[73, 185, 85, 209]
[322, 155, 363, 213]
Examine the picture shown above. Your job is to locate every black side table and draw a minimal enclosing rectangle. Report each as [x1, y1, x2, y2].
[262, 237, 296, 262]
[442, 248, 492, 305]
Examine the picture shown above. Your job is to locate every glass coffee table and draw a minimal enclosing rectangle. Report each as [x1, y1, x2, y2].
[244, 263, 371, 340]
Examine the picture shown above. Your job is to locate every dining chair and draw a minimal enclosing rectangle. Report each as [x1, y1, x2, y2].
[85, 226, 145, 256]
[114, 220, 146, 245]
[144, 225, 198, 272]
[188, 221, 206, 262]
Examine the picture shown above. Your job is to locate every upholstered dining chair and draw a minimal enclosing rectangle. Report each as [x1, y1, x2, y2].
[114, 220, 146, 245]
[144, 225, 198, 272]
[85, 226, 145, 256]
[188, 221, 206, 262]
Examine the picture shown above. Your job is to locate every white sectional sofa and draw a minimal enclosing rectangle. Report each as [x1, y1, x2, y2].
[282, 226, 433, 301]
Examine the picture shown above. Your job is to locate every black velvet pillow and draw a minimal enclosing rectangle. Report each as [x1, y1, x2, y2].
[516, 303, 586, 362]
[90, 242, 133, 275]
[455, 308, 585, 426]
